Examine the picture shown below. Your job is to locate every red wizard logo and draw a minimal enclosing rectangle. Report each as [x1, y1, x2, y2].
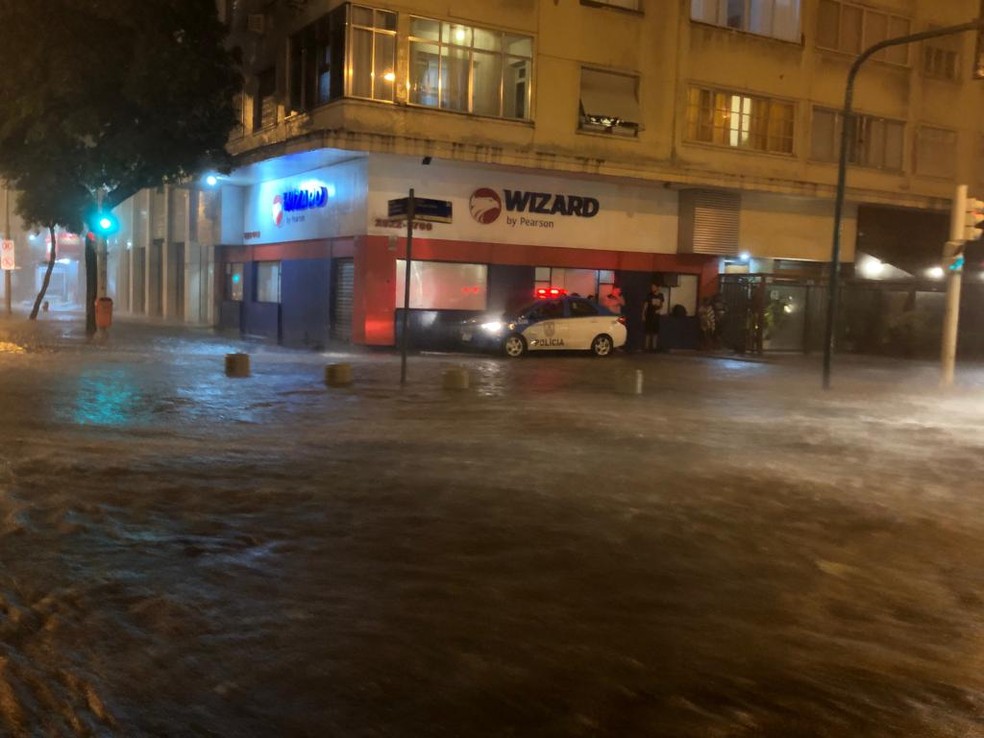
[469, 188, 502, 224]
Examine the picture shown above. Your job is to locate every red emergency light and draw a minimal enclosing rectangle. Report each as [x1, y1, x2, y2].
[535, 287, 567, 298]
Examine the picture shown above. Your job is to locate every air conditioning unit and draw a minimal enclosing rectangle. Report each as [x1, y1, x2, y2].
[247, 13, 265, 33]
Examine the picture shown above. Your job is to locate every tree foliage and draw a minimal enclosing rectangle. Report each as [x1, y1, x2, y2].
[0, 0, 240, 230]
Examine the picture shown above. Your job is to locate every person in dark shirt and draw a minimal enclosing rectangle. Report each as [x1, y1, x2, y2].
[642, 284, 665, 352]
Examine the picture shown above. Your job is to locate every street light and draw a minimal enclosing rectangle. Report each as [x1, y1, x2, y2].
[822, 18, 983, 390]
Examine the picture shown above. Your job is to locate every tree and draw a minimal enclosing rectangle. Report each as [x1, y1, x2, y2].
[0, 0, 240, 330]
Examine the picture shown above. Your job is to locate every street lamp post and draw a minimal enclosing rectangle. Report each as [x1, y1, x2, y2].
[4, 184, 11, 315]
[822, 20, 982, 390]
[96, 187, 108, 300]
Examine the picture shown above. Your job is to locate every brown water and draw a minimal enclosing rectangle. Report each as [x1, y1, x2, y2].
[0, 318, 981, 737]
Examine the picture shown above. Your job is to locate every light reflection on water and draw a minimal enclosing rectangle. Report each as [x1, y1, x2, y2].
[65, 369, 144, 427]
[0, 340, 26, 354]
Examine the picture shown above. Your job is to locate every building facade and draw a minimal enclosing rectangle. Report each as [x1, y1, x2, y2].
[106, 0, 984, 350]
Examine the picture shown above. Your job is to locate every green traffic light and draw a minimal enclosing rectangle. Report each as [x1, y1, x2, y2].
[92, 212, 119, 236]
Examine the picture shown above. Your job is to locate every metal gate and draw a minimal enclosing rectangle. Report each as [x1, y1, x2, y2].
[718, 274, 824, 354]
[718, 276, 757, 354]
[330, 258, 354, 342]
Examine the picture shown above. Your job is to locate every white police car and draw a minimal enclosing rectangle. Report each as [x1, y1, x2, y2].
[460, 289, 627, 357]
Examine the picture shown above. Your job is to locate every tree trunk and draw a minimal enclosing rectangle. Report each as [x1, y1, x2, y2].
[85, 231, 97, 335]
[28, 225, 57, 320]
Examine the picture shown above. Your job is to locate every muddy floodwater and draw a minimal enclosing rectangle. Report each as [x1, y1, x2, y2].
[0, 317, 982, 737]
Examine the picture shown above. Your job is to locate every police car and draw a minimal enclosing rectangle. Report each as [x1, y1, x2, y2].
[460, 289, 627, 357]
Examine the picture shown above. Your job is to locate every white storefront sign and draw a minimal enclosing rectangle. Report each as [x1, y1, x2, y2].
[367, 154, 678, 254]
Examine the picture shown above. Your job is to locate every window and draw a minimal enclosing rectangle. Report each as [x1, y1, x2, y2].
[915, 126, 957, 179]
[285, 6, 534, 120]
[288, 7, 346, 112]
[253, 68, 277, 131]
[579, 68, 640, 137]
[569, 299, 600, 317]
[923, 34, 959, 81]
[665, 274, 698, 317]
[582, 0, 640, 10]
[817, 1, 910, 65]
[395, 261, 488, 310]
[225, 263, 244, 302]
[350, 6, 397, 102]
[534, 268, 609, 299]
[255, 262, 281, 303]
[690, 0, 801, 42]
[528, 299, 564, 320]
[810, 108, 904, 171]
[408, 18, 532, 119]
[686, 86, 794, 154]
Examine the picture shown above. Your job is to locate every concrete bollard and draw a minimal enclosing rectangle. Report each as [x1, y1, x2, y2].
[325, 363, 353, 387]
[225, 353, 251, 378]
[615, 368, 643, 395]
[442, 366, 470, 391]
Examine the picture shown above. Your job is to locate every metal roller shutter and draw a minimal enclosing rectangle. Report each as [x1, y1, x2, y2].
[331, 258, 354, 342]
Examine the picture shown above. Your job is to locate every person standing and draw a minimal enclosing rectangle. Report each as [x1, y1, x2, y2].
[642, 284, 664, 352]
[601, 285, 625, 315]
[698, 297, 716, 350]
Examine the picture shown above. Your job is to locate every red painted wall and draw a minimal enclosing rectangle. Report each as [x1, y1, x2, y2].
[356, 236, 397, 345]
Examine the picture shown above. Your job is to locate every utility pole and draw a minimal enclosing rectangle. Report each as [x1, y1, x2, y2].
[942, 185, 984, 387]
[97, 187, 107, 299]
[822, 19, 983, 390]
[941, 186, 967, 388]
[4, 184, 11, 315]
[400, 189, 415, 387]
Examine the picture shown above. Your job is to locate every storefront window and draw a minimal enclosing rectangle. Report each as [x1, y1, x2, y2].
[534, 267, 608, 300]
[226, 263, 244, 302]
[664, 274, 698, 316]
[255, 262, 281, 303]
[395, 260, 487, 310]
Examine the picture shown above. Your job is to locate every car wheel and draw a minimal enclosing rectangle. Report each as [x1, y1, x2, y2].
[591, 334, 614, 357]
[503, 334, 526, 358]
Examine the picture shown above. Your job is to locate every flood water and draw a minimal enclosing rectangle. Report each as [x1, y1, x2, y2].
[0, 317, 982, 736]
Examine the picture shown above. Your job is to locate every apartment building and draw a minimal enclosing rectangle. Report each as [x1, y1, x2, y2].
[106, 0, 984, 349]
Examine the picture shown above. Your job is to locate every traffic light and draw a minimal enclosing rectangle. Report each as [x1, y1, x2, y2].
[964, 197, 984, 241]
[90, 211, 119, 237]
[943, 240, 966, 272]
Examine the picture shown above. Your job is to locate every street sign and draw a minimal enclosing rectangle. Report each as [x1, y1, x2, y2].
[387, 196, 453, 224]
[0, 240, 14, 270]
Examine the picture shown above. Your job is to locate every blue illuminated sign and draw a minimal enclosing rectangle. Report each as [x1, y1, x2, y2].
[282, 186, 329, 212]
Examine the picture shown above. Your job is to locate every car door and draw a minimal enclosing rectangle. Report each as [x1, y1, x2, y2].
[521, 299, 567, 350]
[565, 298, 604, 349]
